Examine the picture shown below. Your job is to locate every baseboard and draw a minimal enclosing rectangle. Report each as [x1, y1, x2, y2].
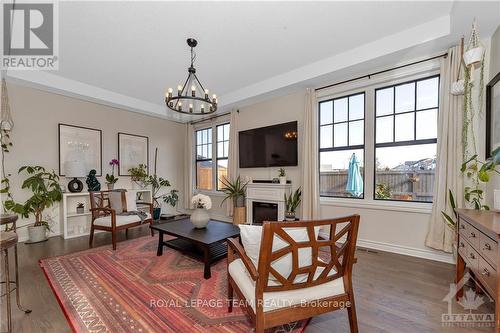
[18, 232, 62, 243]
[318, 231, 453, 264]
[356, 238, 454, 264]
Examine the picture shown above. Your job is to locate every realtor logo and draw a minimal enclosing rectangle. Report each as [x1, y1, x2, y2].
[2, 1, 58, 69]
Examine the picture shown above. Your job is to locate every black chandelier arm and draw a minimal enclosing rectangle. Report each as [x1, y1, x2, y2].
[193, 73, 206, 93]
[165, 96, 217, 114]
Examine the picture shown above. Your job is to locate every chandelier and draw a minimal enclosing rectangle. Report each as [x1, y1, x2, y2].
[165, 38, 217, 115]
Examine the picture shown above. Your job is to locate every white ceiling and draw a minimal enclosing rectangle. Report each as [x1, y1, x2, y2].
[4, 1, 500, 122]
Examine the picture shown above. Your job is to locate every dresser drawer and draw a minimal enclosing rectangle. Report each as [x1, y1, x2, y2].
[479, 233, 498, 268]
[465, 246, 480, 272]
[458, 218, 468, 235]
[458, 238, 468, 259]
[464, 222, 480, 249]
[479, 256, 497, 295]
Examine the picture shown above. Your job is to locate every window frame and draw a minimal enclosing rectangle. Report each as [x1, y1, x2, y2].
[194, 121, 230, 192]
[216, 123, 230, 191]
[373, 75, 439, 203]
[318, 92, 366, 199]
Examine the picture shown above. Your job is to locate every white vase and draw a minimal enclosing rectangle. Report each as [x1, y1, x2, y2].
[463, 46, 484, 67]
[28, 225, 47, 243]
[191, 208, 210, 228]
[279, 176, 287, 184]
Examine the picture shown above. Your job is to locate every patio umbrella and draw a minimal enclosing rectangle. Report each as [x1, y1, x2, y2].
[346, 153, 363, 197]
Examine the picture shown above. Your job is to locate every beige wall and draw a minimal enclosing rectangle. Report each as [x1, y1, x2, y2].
[3, 83, 186, 241]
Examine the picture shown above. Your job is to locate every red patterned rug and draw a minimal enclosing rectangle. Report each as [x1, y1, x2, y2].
[40, 236, 310, 333]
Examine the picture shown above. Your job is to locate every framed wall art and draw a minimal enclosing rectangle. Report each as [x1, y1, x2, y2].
[486, 72, 500, 158]
[118, 132, 149, 175]
[58, 123, 102, 176]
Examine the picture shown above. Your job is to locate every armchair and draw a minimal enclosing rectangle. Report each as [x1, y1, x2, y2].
[227, 215, 360, 333]
[89, 190, 154, 250]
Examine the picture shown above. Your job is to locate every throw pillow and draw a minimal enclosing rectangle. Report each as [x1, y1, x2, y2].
[108, 190, 125, 213]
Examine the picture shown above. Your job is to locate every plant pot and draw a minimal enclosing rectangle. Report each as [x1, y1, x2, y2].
[279, 176, 287, 185]
[285, 211, 296, 221]
[191, 208, 210, 228]
[463, 46, 484, 67]
[28, 225, 47, 243]
[234, 196, 245, 208]
[76, 207, 84, 214]
[107, 183, 114, 190]
[450, 80, 464, 96]
[153, 207, 161, 220]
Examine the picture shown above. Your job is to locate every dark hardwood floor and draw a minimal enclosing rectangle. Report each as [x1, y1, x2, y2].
[1, 225, 495, 332]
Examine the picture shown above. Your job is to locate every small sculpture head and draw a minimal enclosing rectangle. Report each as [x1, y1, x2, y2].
[88, 169, 97, 177]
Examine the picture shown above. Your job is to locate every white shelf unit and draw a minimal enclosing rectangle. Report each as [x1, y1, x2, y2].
[62, 189, 152, 239]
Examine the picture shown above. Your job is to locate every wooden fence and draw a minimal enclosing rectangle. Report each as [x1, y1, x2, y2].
[320, 170, 434, 202]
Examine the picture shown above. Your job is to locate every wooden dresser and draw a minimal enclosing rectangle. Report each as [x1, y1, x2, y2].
[456, 209, 500, 330]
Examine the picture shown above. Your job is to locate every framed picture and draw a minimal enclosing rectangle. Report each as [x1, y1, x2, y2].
[486, 72, 500, 158]
[118, 132, 149, 175]
[58, 124, 102, 176]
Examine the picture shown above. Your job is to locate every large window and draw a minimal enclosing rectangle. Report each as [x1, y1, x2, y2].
[374, 76, 438, 202]
[319, 93, 365, 198]
[195, 123, 230, 191]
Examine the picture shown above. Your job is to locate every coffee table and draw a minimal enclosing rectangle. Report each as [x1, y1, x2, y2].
[150, 218, 240, 279]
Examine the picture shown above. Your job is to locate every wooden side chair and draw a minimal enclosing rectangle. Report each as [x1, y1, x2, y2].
[89, 190, 154, 250]
[227, 215, 360, 333]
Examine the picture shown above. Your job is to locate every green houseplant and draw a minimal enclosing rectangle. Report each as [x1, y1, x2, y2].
[220, 175, 248, 208]
[105, 159, 119, 190]
[128, 164, 148, 189]
[278, 168, 286, 184]
[5, 166, 62, 242]
[284, 187, 301, 221]
[145, 174, 178, 219]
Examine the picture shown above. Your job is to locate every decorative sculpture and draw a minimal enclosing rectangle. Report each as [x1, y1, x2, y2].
[86, 169, 101, 192]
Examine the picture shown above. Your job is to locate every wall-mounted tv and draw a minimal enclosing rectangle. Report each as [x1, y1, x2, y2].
[239, 121, 298, 168]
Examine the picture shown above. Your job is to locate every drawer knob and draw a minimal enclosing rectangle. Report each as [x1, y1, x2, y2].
[460, 242, 465, 248]
[483, 243, 492, 251]
[460, 224, 466, 229]
[481, 268, 490, 277]
[470, 232, 476, 238]
[469, 253, 475, 259]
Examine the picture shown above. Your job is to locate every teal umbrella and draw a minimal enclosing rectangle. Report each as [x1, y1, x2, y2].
[346, 153, 363, 197]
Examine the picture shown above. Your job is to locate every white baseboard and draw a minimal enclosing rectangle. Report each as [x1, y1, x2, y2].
[356, 238, 454, 264]
[18, 232, 62, 243]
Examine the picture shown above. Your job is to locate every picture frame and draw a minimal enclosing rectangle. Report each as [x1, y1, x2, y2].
[58, 123, 102, 176]
[118, 132, 149, 176]
[486, 72, 500, 158]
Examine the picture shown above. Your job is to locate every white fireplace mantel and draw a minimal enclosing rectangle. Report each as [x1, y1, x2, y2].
[246, 183, 292, 224]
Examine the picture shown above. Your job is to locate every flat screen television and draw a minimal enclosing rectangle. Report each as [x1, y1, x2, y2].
[239, 121, 298, 168]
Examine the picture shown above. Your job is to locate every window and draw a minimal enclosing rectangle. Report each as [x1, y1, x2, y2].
[195, 123, 230, 191]
[374, 76, 438, 202]
[319, 93, 365, 198]
[216, 123, 230, 190]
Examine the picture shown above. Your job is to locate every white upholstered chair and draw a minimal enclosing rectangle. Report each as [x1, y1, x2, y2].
[227, 216, 360, 333]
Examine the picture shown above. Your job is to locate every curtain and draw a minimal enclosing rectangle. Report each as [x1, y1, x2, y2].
[425, 45, 464, 252]
[183, 123, 194, 210]
[226, 110, 239, 216]
[301, 88, 320, 220]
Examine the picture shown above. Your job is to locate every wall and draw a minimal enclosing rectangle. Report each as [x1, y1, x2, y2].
[2, 82, 186, 241]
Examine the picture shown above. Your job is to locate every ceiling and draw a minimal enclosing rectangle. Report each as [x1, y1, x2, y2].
[4, 1, 500, 122]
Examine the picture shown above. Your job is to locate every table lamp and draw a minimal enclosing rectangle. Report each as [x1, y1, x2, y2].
[65, 160, 86, 193]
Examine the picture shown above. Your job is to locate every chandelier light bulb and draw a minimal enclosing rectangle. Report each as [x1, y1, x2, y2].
[177, 85, 183, 96]
[189, 104, 193, 112]
[201, 104, 205, 113]
[178, 101, 182, 111]
[191, 85, 196, 97]
[204, 89, 209, 99]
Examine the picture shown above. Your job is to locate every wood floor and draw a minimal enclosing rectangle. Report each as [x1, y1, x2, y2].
[1, 225, 495, 333]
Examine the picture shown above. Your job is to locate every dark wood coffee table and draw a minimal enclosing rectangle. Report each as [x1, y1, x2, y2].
[150, 218, 240, 279]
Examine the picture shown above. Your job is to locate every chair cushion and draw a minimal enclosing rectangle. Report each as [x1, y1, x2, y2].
[238, 224, 319, 282]
[108, 190, 138, 213]
[94, 213, 151, 227]
[228, 258, 345, 312]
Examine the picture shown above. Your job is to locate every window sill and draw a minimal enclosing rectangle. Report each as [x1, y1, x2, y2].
[320, 197, 432, 214]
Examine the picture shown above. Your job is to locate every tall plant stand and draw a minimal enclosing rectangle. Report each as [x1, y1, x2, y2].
[233, 207, 246, 225]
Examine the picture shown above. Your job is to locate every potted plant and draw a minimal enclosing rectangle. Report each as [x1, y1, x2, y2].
[191, 193, 212, 228]
[220, 175, 248, 208]
[76, 202, 84, 214]
[278, 168, 286, 184]
[163, 189, 179, 208]
[463, 20, 484, 67]
[284, 187, 301, 221]
[4, 166, 62, 243]
[128, 164, 148, 189]
[145, 174, 175, 220]
[105, 159, 119, 190]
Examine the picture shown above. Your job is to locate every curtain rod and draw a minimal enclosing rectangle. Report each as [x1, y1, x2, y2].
[315, 53, 448, 92]
[189, 110, 233, 125]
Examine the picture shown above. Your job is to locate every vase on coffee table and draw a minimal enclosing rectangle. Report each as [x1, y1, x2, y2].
[191, 208, 210, 228]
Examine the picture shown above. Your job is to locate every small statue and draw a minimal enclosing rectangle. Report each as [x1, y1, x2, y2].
[86, 169, 101, 192]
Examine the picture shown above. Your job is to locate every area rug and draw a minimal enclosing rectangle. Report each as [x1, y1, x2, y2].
[40, 236, 310, 333]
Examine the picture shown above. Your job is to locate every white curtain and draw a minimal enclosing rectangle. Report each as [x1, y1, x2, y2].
[301, 88, 320, 220]
[183, 123, 194, 210]
[226, 110, 239, 216]
[425, 45, 464, 252]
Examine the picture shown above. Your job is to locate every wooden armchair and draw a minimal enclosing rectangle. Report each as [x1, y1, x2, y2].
[227, 215, 360, 333]
[89, 190, 154, 250]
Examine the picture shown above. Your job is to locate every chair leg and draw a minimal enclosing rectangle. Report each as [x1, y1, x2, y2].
[14, 245, 31, 313]
[89, 226, 95, 248]
[255, 314, 264, 333]
[125, 228, 129, 239]
[150, 220, 154, 236]
[347, 292, 359, 333]
[4, 249, 12, 333]
[228, 280, 233, 313]
[112, 231, 117, 250]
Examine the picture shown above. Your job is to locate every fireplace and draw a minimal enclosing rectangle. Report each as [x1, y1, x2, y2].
[252, 202, 278, 224]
